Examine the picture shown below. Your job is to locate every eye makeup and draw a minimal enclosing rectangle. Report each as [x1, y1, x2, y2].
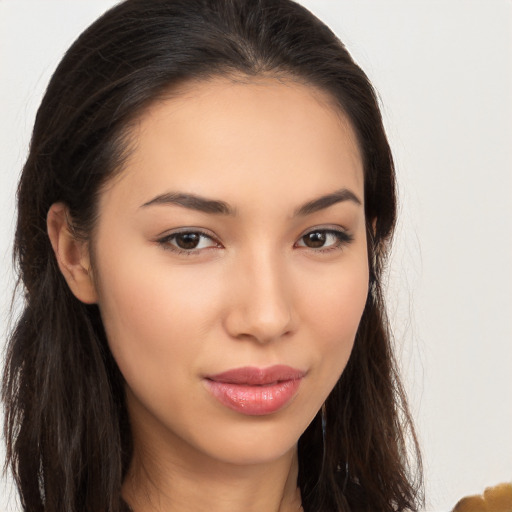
[156, 228, 222, 256]
[155, 225, 354, 257]
[295, 227, 354, 253]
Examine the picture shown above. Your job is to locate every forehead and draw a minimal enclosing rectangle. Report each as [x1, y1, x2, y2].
[100, 76, 364, 213]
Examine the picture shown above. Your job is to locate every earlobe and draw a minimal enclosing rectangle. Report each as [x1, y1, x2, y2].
[46, 203, 98, 304]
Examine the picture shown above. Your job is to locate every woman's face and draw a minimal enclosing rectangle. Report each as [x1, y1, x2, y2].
[90, 77, 368, 466]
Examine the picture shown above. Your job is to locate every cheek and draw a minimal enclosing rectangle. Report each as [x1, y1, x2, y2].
[93, 248, 224, 396]
[305, 250, 368, 336]
[300, 252, 369, 388]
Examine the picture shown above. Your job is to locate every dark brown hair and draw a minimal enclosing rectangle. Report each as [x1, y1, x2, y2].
[2, 1, 423, 511]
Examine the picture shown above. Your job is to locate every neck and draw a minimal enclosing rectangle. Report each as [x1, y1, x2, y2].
[122, 430, 302, 512]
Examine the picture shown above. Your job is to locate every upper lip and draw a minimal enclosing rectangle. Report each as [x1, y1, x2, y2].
[206, 365, 305, 385]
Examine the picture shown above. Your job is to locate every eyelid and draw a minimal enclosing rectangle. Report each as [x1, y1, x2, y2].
[156, 226, 218, 239]
[297, 224, 351, 238]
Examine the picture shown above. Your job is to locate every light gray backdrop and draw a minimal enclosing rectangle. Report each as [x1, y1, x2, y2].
[1, 1, 511, 510]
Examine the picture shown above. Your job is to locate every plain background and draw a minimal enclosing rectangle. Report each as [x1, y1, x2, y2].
[1, 1, 511, 510]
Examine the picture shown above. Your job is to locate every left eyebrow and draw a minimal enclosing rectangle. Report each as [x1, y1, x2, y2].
[294, 188, 362, 217]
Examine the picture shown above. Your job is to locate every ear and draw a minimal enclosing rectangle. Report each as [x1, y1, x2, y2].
[47, 203, 98, 304]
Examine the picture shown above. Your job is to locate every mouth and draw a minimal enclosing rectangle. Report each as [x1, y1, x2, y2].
[204, 365, 305, 416]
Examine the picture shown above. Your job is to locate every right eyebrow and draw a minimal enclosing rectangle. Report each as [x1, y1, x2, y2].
[293, 188, 362, 217]
[140, 192, 235, 215]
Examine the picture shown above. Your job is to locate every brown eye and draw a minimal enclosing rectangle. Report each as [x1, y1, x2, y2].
[296, 229, 353, 251]
[302, 231, 327, 248]
[158, 230, 219, 253]
[175, 232, 201, 249]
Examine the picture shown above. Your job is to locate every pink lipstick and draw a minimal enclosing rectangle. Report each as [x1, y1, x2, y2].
[204, 365, 304, 416]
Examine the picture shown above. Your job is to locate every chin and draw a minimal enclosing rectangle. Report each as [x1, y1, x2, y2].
[186, 414, 306, 466]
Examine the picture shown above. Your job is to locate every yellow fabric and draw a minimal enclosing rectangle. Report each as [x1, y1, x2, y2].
[452, 482, 512, 512]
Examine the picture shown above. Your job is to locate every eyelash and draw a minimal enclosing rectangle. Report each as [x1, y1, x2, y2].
[157, 229, 220, 256]
[156, 227, 354, 256]
[295, 228, 354, 253]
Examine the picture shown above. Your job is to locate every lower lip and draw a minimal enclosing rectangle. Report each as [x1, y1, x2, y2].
[204, 378, 302, 416]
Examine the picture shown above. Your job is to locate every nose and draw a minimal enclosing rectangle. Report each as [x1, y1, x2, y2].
[223, 250, 296, 344]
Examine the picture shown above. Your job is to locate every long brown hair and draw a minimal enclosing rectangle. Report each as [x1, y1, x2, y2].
[2, 1, 423, 510]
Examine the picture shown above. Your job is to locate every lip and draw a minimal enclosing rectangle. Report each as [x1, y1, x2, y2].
[204, 365, 305, 416]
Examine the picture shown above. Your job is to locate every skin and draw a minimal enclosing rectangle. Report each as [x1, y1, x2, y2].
[48, 77, 369, 512]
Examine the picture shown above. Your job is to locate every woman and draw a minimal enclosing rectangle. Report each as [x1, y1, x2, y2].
[2, 0, 423, 511]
